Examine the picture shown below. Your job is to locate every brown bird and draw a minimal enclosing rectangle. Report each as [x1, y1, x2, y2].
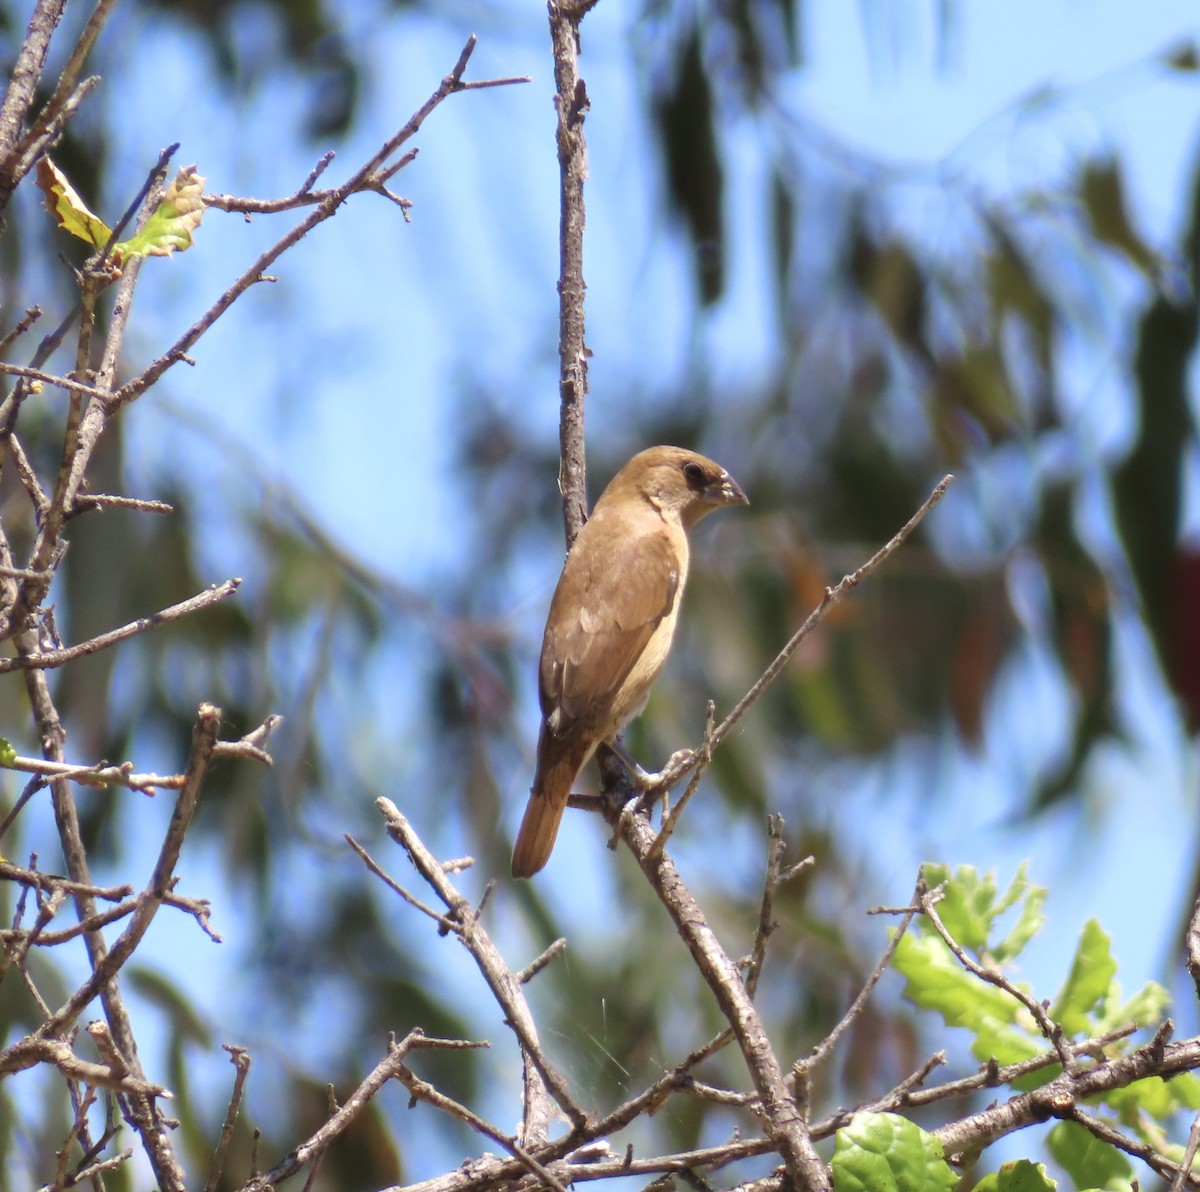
[511, 446, 748, 879]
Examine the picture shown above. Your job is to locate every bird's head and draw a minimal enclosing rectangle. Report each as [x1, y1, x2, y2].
[613, 445, 748, 531]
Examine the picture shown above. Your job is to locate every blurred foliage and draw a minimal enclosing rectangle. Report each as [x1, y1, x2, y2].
[1, 0, 1200, 1189]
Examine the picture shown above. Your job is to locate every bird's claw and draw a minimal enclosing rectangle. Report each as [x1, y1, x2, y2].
[629, 747, 694, 792]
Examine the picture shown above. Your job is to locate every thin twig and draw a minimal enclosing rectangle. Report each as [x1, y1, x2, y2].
[0, 305, 42, 354]
[798, 872, 924, 1077]
[0, 0, 69, 200]
[548, 0, 593, 545]
[516, 937, 568, 984]
[1172, 1107, 1200, 1192]
[16, 704, 220, 1046]
[0, 860, 130, 900]
[345, 834, 458, 931]
[247, 1032, 488, 1190]
[393, 1061, 569, 1192]
[68, 492, 174, 517]
[918, 885, 1077, 1073]
[0, 578, 241, 672]
[646, 703, 717, 861]
[0, 361, 112, 399]
[375, 800, 584, 1144]
[113, 37, 528, 410]
[0, 720, 273, 802]
[601, 799, 829, 1191]
[744, 814, 804, 1000]
[1070, 1104, 1197, 1187]
[203, 1046, 251, 1192]
[652, 475, 955, 794]
[36, 1147, 133, 1192]
[0, 1035, 170, 1095]
[583, 1029, 737, 1141]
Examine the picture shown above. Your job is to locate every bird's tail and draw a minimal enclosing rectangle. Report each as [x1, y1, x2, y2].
[511, 791, 565, 879]
[511, 745, 586, 879]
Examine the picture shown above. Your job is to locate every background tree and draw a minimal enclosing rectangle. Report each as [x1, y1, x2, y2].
[2, 1, 1200, 1190]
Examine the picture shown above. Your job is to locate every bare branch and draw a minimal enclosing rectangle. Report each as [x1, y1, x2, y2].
[113, 37, 528, 409]
[0, 304, 42, 353]
[653, 475, 955, 794]
[375, 799, 586, 1143]
[0, 1035, 170, 1096]
[247, 1032, 488, 1189]
[391, 1061, 569, 1192]
[204, 1046, 251, 1192]
[1069, 1104, 1196, 1187]
[548, 0, 593, 545]
[37, 1146, 133, 1192]
[15, 705, 220, 1043]
[68, 492, 174, 517]
[1172, 1107, 1200, 1192]
[0, 0, 67, 201]
[0, 578, 242, 672]
[516, 937, 568, 984]
[346, 834, 459, 931]
[798, 872, 923, 1078]
[17, 0, 118, 171]
[918, 883, 1077, 1072]
[929, 1034, 1200, 1160]
[0, 717, 273, 823]
[0, 862, 131, 901]
[601, 799, 829, 1191]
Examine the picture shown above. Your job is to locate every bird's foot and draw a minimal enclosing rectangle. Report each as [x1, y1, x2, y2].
[630, 747, 695, 791]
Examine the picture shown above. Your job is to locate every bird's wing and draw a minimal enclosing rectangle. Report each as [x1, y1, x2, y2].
[539, 525, 680, 740]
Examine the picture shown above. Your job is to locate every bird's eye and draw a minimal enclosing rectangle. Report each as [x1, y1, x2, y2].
[682, 461, 706, 488]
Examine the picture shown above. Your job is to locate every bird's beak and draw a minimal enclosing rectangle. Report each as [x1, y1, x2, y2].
[714, 471, 749, 507]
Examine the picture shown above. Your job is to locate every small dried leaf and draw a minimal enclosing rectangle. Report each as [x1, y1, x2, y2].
[36, 157, 112, 250]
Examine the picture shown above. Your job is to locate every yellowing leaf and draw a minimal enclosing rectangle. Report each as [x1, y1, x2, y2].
[117, 164, 205, 260]
[36, 157, 113, 250]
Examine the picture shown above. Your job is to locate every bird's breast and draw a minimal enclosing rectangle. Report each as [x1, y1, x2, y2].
[601, 587, 681, 736]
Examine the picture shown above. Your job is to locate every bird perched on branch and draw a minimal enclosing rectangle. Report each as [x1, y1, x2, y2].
[512, 446, 748, 878]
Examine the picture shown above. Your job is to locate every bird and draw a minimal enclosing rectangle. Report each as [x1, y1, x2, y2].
[511, 446, 748, 879]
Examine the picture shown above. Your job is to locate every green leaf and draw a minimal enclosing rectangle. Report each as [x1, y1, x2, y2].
[116, 164, 205, 260]
[0, 737, 15, 766]
[35, 159, 204, 267]
[920, 862, 1045, 963]
[1079, 158, 1158, 276]
[831, 1112, 958, 1192]
[1046, 1120, 1132, 1190]
[1106, 978, 1170, 1031]
[1107, 1072, 1200, 1122]
[1049, 919, 1117, 1034]
[975, 1159, 1057, 1191]
[922, 862, 994, 951]
[892, 932, 1040, 1065]
[993, 884, 1047, 966]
